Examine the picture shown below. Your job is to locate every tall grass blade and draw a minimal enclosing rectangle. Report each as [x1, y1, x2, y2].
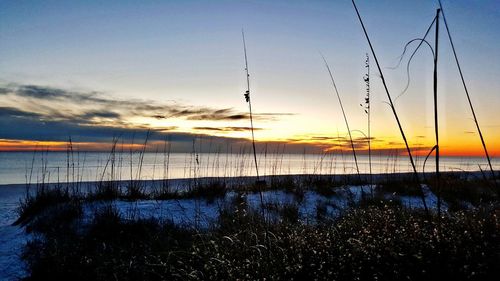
[351, 0, 429, 213]
[433, 9, 442, 216]
[438, 0, 496, 184]
[241, 30, 261, 183]
[320, 54, 361, 182]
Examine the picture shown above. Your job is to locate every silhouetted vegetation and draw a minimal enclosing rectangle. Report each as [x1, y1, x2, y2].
[14, 185, 72, 226]
[21, 196, 499, 281]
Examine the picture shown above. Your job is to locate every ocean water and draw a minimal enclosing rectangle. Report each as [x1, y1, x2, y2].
[0, 151, 497, 185]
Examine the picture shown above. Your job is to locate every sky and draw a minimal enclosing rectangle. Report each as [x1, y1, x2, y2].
[0, 0, 499, 156]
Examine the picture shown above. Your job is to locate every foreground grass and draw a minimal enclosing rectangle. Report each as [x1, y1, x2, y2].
[17, 172, 497, 227]
[21, 196, 499, 281]
[14, 186, 72, 226]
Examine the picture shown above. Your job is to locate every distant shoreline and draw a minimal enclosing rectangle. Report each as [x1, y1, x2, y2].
[0, 151, 497, 157]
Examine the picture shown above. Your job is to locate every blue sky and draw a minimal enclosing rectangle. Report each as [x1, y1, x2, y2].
[0, 0, 499, 155]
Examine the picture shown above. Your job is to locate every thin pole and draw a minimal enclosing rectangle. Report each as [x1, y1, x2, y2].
[242, 30, 260, 182]
[321, 55, 361, 182]
[438, 0, 496, 182]
[434, 9, 442, 215]
[351, 0, 428, 213]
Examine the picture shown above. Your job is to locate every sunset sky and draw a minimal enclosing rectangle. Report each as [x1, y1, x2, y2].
[0, 0, 499, 156]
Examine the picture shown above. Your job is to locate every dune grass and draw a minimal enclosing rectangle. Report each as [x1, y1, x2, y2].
[14, 185, 72, 226]
[21, 195, 499, 281]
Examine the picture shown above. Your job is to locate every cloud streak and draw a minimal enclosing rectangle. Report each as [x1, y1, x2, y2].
[192, 126, 263, 132]
[0, 83, 293, 124]
[0, 82, 296, 152]
[0, 82, 434, 155]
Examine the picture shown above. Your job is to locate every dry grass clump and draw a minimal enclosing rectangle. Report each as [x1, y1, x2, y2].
[427, 175, 497, 210]
[14, 185, 72, 226]
[21, 197, 499, 280]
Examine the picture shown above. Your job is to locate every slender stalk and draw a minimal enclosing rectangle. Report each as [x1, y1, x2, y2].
[320, 55, 361, 182]
[66, 137, 70, 187]
[351, 0, 429, 213]
[136, 130, 150, 182]
[129, 133, 135, 188]
[390, 17, 437, 99]
[367, 55, 371, 189]
[241, 30, 261, 183]
[164, 136, 171, 191]
[362, 53, 373, 196]
[438, 0, 496, 183]
[242, 30, 267, 230]
[434, 9, 442, 215]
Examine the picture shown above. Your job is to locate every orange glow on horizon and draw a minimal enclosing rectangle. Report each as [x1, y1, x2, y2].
[0, 138, 498, 157]
[0, 139, 146, 152]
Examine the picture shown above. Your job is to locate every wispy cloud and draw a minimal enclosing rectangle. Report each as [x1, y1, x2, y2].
[193, 126, 263, 132]
[0, 82, 437, 155]
[0, 83, 294, 124]
[0, 83, 297, 151]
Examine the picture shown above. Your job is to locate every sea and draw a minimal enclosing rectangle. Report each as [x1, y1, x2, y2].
[0, 151, 497, 185]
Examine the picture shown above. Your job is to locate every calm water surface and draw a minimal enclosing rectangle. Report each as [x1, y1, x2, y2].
[0, 152, 498, 185]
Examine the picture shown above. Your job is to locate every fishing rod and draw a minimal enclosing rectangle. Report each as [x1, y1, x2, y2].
[320, 54, 362, 183]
